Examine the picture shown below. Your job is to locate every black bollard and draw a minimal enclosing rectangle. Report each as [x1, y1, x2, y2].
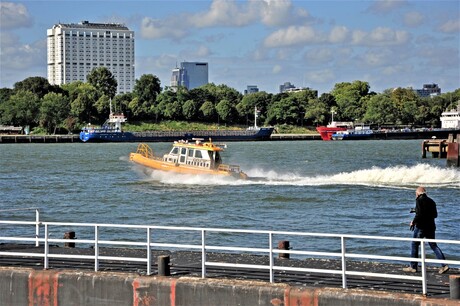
[158, 255, 170, 276]
[278, 240, 290, 259]
[63, 231, 76, 248]
[450, 275, 460, 300]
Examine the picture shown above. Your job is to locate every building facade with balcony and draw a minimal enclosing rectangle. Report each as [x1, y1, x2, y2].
[47, 21, 135, 94]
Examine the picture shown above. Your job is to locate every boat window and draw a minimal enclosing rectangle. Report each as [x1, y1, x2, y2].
[215, 152, 222, 166]
[188, 149, 194, 157]
[179, 147, 187, 164]
[195, 150, 202, 159]
[170, 147, 179, 155]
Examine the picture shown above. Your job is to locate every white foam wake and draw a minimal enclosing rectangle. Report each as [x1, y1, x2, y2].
[136, 164, 460, 189]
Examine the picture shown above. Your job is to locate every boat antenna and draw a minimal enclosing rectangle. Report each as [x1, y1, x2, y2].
[109, 98, 113, 115]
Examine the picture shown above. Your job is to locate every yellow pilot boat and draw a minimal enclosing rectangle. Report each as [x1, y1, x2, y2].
[129, 139, 248, 179]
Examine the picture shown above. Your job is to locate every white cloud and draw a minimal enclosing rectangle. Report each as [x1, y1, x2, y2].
[140, 17, 187, 39]
[0, 2, 33, 29]
[438, 19, 460, 33]
[188, 0, 257, 27]
[304, 48, 333, 63]
[272, 64, 282, 74]
[403, 11, 425, 27]
[352, 27, 410, 46]
[367, 0, 409, 14]
[259, 0, 310, 26]
[306, 69, 335, 84]
[139, 0, 313, 40]
[329, 26, 349, 43]
[264, 26, 317, 48]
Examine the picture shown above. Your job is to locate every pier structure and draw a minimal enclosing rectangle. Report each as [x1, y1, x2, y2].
[422, 133, 460, 167]
[0, 210, 459, 305]
[0, 134, 80, 143]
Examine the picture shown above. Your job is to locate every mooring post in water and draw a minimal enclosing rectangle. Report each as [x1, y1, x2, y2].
[446, 134, 460, 167]
[158, 255, 170, 276]
[278, 240, 290, 259]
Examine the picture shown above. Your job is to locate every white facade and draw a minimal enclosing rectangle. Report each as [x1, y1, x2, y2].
[47, 21, 135, 94]
[440, 102, 460, 129]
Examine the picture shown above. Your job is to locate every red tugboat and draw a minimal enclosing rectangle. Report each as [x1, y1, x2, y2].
[316, 110, 353, 141]
[316, 122, 353, 141]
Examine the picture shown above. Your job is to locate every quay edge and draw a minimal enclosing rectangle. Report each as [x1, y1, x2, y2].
[0, 267, 457, 306]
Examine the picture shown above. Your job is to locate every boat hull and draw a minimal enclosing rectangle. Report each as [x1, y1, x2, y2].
[80, 127, 274, 143]
[332, 129, 460, 140]
[316, 126, 347, 141]
[129, 152, 247, 179]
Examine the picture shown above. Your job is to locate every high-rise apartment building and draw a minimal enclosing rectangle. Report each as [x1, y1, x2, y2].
[47, 21, 135, 94]
[170, 62, 208, 90]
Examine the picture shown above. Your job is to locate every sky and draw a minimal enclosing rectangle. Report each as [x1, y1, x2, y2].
[0, 0, 459, 95]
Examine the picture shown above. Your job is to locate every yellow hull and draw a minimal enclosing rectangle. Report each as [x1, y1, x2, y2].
[130, 153, 248, 179]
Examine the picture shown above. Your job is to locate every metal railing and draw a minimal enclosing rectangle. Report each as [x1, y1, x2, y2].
[0, 211, 458, 296]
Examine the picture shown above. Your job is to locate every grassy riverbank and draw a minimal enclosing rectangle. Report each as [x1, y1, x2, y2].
[124, 120, 317, 134]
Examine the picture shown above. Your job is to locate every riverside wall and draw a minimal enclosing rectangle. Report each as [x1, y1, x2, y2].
[0, 267, 456, 306]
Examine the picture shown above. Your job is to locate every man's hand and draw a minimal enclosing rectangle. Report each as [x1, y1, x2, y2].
[409, 221, 415, 231]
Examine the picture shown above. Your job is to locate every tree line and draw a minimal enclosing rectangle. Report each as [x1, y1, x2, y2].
[0, 67, 459, 134]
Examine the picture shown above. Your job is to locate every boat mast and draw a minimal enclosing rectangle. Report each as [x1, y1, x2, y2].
[254, 106, 258, 129]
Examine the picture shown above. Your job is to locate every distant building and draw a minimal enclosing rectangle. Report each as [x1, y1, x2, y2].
[244, 85, 259, 95]
[47, 21, 135, 94]
[414, 83, 441, 97]
[170, 62, 208, 90]
[279, 82, 296, 93]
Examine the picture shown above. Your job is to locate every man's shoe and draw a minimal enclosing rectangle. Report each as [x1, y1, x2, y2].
[403, 267, 417, 273]
[439, 265, 449, 274]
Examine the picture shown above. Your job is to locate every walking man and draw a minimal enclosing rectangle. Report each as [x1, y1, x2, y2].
[403, 186, 449, 274]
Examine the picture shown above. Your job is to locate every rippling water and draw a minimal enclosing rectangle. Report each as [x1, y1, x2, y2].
[1, 140, 459, 259]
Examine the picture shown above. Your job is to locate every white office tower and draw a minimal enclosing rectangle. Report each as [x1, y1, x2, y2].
[47, 21, 135, 94]
[170, 62, 208, 90]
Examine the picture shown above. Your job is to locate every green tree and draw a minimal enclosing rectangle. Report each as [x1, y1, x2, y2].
[199, 100, 215, 122]
[0, 90, 40, 127]
[237, 91, 272, 125]
[182, 99, 198, 120]
[13, 76, 62, 99]
[132, 74, 161, 120]
[390, 88, 420, 124]
[363, 94, 397, 125]
[216, 99, 234, 123]
[331, 81, 370, 120]
[87, 67, 118, 99]
[304, 99, 328, 126]
[113, 93, 134, 116]
[40, 92, 70, 134]
[70, 83, 99, 124]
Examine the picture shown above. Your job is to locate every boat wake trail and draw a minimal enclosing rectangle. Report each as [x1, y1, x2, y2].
[140, 164, 459, 189]
[244, 164, 460, 189]
[135, 163, 459, 189]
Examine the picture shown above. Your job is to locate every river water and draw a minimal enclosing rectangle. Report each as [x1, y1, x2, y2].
[0, 140, 459, 261]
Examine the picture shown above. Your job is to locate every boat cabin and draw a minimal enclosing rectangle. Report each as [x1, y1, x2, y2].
[163, 140, 223, 170]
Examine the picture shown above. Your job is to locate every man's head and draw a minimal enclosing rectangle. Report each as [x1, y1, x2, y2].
[416, 186, 426, 197]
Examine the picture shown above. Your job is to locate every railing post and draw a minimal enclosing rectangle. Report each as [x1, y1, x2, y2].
[35, 209, 40, 247]
[201, 230, 206, 279]
[44, 224, 49, 269]
[341, 236, 347, 289]
[94, 225, 99, 272]
[421, 241, 427, 295]
[269, 232, 274, 283]
[146, 227, 151, 275]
